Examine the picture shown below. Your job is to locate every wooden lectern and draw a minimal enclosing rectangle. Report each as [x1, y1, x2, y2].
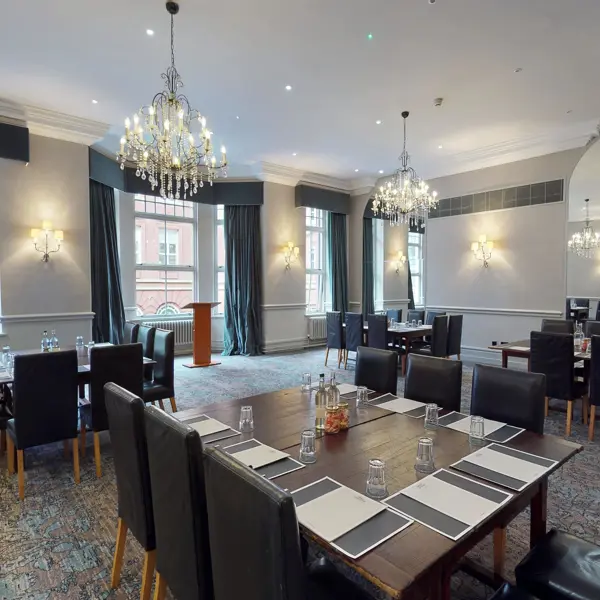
[183, 302, 220, 368]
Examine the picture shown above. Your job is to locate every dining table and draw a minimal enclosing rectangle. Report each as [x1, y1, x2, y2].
[489, 339, 590, 370]
[175, 386, 582, 600]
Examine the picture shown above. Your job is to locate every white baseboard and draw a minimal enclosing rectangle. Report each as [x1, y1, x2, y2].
[264, 336, 309, 354]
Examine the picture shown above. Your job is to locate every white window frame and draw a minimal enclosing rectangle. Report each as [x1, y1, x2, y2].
[305, 207, 329, 314]
[408, 231, 424, 307]
[159, 228, 179, 266]
[373, 219, 385, 312]
[214, 204, 225, 315]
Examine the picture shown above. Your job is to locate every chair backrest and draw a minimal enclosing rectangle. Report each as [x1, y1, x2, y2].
[325, 311, 343, 349]
[104, 383, 155, 550]
[204, 446, 306, 600]
[471, 364, 546, 434]
[405, 354, 462, 412]
[596, 304, 600, 322]
[575, 298, 590, 308]
[153, 329, 175, 392]
[367, 314, 388, 350]
[446, 314, 463, 357]
[430, 315, 449, 357]
[124, 322, 140, 344]
[89, 344, 144, 432]
[344, 312, 364, 353]
[585, 320, 600, 338]
[541, 319, 574, 334]
[530, 331, 575, 401]
[590, 336, 600, 407]
[425, 311, 446, 326]
[355, 346, 398, 394]
[13, 350, 79, 448]
[145, 406, 213, 600]
[138, 325, 156, 358]
[407, 309, 425, 323]
[386, 309, 402, 323]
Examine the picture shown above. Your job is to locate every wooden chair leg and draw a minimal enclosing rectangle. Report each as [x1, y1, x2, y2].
[72, 438, 80, 484]
[141, 550, 157, 600]
[80, 422, 86, 458]
[111, 518, 128, 588]
[324, 347, 329, 366]
[93, 432, 102, 478]
[566, 400, 573, 437]
[158, 399, 165, 410]
[344, 350, 348, 370]
[589, 405, 596, 441]
[63, 439, 70, 458]
[337, 349, 342, 369]
[0, 429, 6, 453]
[169, 397, 178, 412]
[7, 435, 15, 475]
[583, 395, 589, 426]
[493, 527, 507, 577]
[17, 449, 25, 500]
[153, 572, 167, 600]
[544, 396, 549, 418]
[457, 353, 461, 360]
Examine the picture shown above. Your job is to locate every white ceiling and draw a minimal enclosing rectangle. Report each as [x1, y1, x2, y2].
[1, 0, 600, 183]
[568, 139, 600, 222]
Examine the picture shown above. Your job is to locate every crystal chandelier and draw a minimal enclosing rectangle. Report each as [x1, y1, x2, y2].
[568, 198, 600, 259]
[372, 111, 438, 227]
[117, 1, 227, 200]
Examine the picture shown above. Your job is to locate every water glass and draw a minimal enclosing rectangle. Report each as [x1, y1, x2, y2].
[301, 372, 311, 392]
[239, 405, 254, 432]
[418, 319, 423, 327]
[414, 437, 435, 473]
[299, 429, 317, 464]
[2, 345, 10, 367]
[411, 319, 417, 328]
[424, 403, 439, 430]
[366, 458, 387, 499]
[356, 386, 369, 406]
[469, 416, 486, 445]
[405, 320, 410, 328]
[6, 353, 15, 378]
[390, 318, 396, 329]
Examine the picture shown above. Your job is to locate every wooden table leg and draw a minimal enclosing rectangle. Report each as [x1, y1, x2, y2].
[530, 478, 548, 548]
[429, 567, 452, 600]
[493, 527, 506, 577]
[502, 351, 508, 368]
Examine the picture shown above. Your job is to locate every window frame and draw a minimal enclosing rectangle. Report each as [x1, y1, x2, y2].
[305, 207, 329, 314]
[214, 204, 225, 315]
[408, 231, 424, 307]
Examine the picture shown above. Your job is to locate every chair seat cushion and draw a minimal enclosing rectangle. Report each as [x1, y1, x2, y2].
[490, 583, 538, 600]
[306, 558, 370, 600]
[515, 529, 600, 600]
[142, 382, 173, 403]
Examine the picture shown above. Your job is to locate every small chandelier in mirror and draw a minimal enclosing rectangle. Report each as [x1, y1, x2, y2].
[568, 198, 599, 259]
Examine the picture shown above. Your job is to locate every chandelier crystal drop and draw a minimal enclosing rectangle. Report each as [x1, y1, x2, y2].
[568, 198, 600, 259]
[372, 111, 438, 227]
[117, 1, 227, 200]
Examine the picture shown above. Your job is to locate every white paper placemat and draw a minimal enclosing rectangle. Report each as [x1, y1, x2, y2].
[337, 383, 358, 395]
[376, 397, 425, 414]
[189, 418, 231, 437]
[446, 416, 506, 436]
[231, 444, 290, 469]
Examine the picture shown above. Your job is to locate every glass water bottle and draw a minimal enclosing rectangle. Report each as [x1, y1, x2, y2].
[315, 373, 327, 431]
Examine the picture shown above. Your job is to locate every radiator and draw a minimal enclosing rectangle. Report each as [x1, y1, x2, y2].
[308, 316, 327, 341]
[141, 318, 194, 348]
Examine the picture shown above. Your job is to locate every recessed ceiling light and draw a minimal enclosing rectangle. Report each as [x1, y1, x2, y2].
[378, 170, 384, 174]
[375, 120, 382, 125]
[236, 115, 240, 119]
[92, 99, 98, 104]
[438, 145, 443, 149]
[285, 85, 292, 91]
[292, 152, 297, 156]
[354, 169, 359, 172]
[514, 67, 523, 73]
[367, 33, 373, 40]
[146, 29, 154, 36]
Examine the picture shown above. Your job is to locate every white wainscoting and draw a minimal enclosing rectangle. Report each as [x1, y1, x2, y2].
[0, 312, 94, 350]
[264, 303, 308, 353]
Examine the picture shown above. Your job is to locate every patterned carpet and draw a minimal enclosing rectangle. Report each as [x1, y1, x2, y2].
[0, 349, 598, 600]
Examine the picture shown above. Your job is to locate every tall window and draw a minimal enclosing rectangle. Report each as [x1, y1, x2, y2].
[215, 205, 225, 315]
[373, 219, 385, 311]
[408, 231, 424, 306]
[305, 208, 329, 313]
[134, 194, 196, 317]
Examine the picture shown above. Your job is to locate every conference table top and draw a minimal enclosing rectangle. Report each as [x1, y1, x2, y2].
[489, 339, 591, 361]
[176, 387, 581, 600]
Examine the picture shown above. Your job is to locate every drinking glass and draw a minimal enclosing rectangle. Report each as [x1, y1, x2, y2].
[469, 416, 486, 445]
[390, 318, 396, 329]
[414, 437, 435, 473]
[87, 340, 95, 357]
[411, 319, 417, 328]
[299, 429, 317, 464]
[356, 386, 369, 406]
[424, 404, 439, 430]
[6, 353, 15, 378]
[418, 319, 423, 327]
[301, 372, 311, 392]
[2, 345, 10, 367]
[405, 320, 410, 328]
[366, 458, 387, 499]
[239, 406, 254, 432]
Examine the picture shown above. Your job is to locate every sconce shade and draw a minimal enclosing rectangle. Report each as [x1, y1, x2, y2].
[42, 220, 52, 231]
[30, 228, 40, 239]
[486, 240, 494, 250]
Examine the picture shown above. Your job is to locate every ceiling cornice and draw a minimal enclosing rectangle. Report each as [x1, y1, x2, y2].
[0, 99, 26, 124]
[258, 161, 353, 192]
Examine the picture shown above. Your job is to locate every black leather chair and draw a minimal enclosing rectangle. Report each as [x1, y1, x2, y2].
[144, 406, 213, 600]
[104, 383, 156, 600]
[541, 319, 574, 334]
[204, 445, 370, 600]
[490, 584, 537, 600]
[367, 314, 390, 350]
[425, 311, 446, 326]
[596, 303, 600, 322]
[411, 315, 449, 358]
[386, 309, 402, 323]
[0, 384, 13, 456]
[588, 335, 600, 441]
[6, 350, 79, 500]
[355, 346, 398, 395]
[343, 312, 363, 369]
[530, 331, 587, 436]
[471, 364, 546, 434]
[446, 314, 463, 359]
[138, 325, 156, 381]
[584, 320, 600, 337]
[407, 309, 425, 323]
[325, 311, 344, 368]
[123, 322, 140, 344]
[515, 529, 600, 600]
[142, 329, 177, 412]
[80, 343, 144, 477]
[404, 354, 462, 412]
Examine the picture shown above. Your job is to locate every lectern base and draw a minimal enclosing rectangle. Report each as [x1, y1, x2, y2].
[183, 361, 221, 369]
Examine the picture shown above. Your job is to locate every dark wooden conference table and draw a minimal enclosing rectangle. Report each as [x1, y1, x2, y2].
[490, 339, 591, 370]
[176, 387, 581, 600]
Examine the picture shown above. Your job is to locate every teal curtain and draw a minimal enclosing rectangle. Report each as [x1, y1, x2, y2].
[328, 212, 348, 316]
[362, 218, 375, 317]
[222, 205, 264, 356]
[90, 181, 125, 343]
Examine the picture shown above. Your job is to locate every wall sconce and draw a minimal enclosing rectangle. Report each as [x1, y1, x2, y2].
[471, 234, 494, 268]
[31, 221, 63, 262]
[394, 251, 407, 274]
[283, 241, 300, 270]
